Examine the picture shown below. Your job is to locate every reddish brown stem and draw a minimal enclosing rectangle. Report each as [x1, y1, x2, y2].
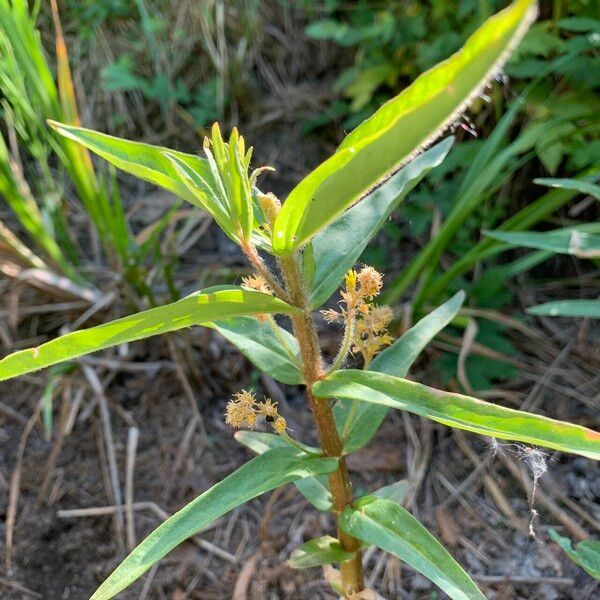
[279, 253, 364, 597]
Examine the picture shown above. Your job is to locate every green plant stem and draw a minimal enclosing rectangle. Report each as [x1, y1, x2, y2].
[327, 312, 356, 376]
[278, 253, 364, 598]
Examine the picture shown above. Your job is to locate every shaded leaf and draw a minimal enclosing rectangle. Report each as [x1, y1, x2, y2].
[549, 529, 600, 580]
[207, 316, 302, 385]
[484, 224, 600, 257]
[534, 177, 600, 200]
[339, 498, 485, 599]
[528, 300, 600, 319]
[288, 535, 355, 569]
[234, 431, 333, 511]
[91, 447, 338, 599]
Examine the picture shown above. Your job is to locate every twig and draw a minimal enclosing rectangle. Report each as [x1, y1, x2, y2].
[82, 365, 125, 541]
[126, 426, 140, 551]
[5, 397, 43, 571]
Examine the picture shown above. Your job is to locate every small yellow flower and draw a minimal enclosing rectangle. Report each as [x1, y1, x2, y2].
[225, 397, 257, 429]
[258, 398, 279, 420]
[272, 416, 287, 434]
[357, 266, 383, 298]
[345, 269, 358, 292]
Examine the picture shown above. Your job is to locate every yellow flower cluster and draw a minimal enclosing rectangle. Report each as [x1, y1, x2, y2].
[321, 266, 393, 367]
[352, 304, 394, 366]
[225, 389, 287, 435]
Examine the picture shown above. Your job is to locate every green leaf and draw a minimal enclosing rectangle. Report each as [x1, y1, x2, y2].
[339, 499, 485, 600]
[483, 223, 600, 257]
[91, 447, 338, 599]
[234, 431, 333, 511]
[47, 121, 211, 206]
[308, 138, 454, 309]
[528, 300, 600, 319]
[316, 370, 600, 460]
[207, 316, 302, 385]
[534, 177, 600, 201]
[334, 292, 465, 453]
[288, 535, 355, 569]
[371, 479, 410, 505]
[271, 0, 537, 253]
[0, 289, 300, 381]
[549, 529, 600, 580]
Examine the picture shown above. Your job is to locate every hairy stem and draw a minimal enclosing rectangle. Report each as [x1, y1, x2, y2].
[327, 311, 356, 376]
[279, 253, 364, 598]
[241, 241, 288, 300]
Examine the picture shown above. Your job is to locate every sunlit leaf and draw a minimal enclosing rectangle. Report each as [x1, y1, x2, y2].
[340, 498, 485, 599]
[334, 292, 465, 452]
[234, 431, 333, 511]
[272, 0, 537, 253]
[308, 138, 453, 309]
[48, 121, 211, 206]
[528, 299, 600, 319]
[288, 535, 356, 569]
[0, 289, 300, 381]
[91, 447, 338, 599]
[317, 370, 600, 460]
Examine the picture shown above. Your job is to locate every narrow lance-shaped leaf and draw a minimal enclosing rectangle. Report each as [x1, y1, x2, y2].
[308, 138, 454, 309]
[48, 121, 211, 206]
[0, 288, 300, 381]
[528, 300, 600, 319]
[534, 177, 600, 201]
[91, 447, 339, 599]
[317, 370, 600, 460]
[484, 223, 600, 258]
[272, 0, 537, 253]
[234, 431, 333, 511]
[206, 316, 303, 385]
[334, 292, 465, 452]
[340, 499, 485, 600]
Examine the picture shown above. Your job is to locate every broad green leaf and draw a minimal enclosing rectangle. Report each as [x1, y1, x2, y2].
[48, 121, 211, 206]
[308, 138, 454, 309]
[271, 0, 537, 253]
[0, 289, 300, 381]
[207, 316, 302, 385]
[288, 535, 355, 569]
[334, 292, 465, 453]
[91, 447, 338, 599]
[339, 499, 485, 600]
[484, 223, 600, 257]
[317, 370, 600, 460]
[534, 177, 600, 200]
[549, 529, 600, 580]
[528, 300, 600, 319]
[234, 431, 333, 511]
